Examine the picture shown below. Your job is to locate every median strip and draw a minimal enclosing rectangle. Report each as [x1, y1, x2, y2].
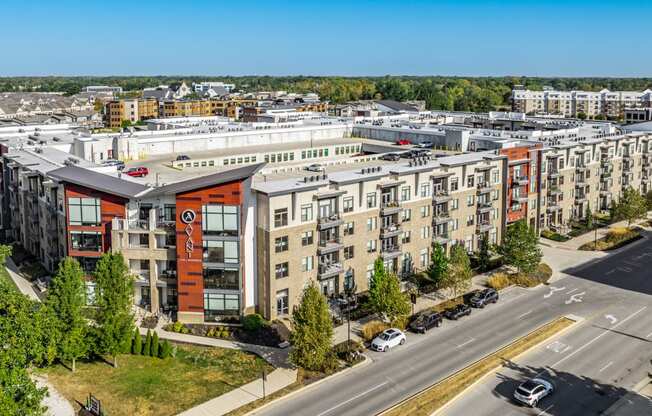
[381, 316, 575, 416]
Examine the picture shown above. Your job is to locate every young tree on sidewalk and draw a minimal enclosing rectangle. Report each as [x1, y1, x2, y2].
[426, 242, 448, 285]
[476, 234, 491, 273]
[367, 257, 410, 323]
[289, 283, 333, 371]
[498, 219, 542, 275]
[612, 187, 647, 227]
[94, 252, 134, 368]
[46, 257, 88, 372]
[440, 245, 472, 298]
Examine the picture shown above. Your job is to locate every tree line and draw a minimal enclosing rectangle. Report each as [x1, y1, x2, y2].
[1, 76, 651, 112]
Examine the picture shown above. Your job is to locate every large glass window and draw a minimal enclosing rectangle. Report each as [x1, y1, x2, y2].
[70, 231, 102, 251]
[203, 268, 239, 290]
[204, 293, 240, 319]
[202, 205, 239, 236]
[276, 290, 289, 315]
[68, 197, 101, 226]
[203, 240, 239, 264]
[274, 208, 288, 228]
[163, 204, 176, 222]
[75, 256, 99, 274]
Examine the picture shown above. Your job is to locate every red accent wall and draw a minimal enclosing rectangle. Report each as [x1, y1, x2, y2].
[175, 181, 244, 316]
[499, 145, 541, 223]
[64, 183, 127, 258]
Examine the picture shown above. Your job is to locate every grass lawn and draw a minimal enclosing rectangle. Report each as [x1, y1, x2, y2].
[40, 343, 272, 416]
[0, 266, 18, 291]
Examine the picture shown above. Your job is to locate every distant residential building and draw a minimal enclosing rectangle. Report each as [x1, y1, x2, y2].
[104, 98, 159, 128]
[625, 108, 652, 124]
[193, 81, 236, 95]
[332, 99, 422, 117]
[0, 92, 94, 120]
[82, 85, 123, 94]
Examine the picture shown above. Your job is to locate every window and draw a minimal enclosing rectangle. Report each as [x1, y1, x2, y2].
[275, 262, 289, 279]
[559, 158, 565, 169]
[275, 236, 289, 253]
[301, 231, 313, 246]
[70, 231, 102, 251]
[451, 178, 459, 191]
[452, 218, 459, 230]
[68, 197, 101, 226]
[301, 256, 314, 272]
[202, 205, 239, 236]
[421, 226, 430, 239]
[402, 231, 411, 244]
[203, 268, 239, 290]
[276, 290, 289, 315]
[274, 208, 288, 228]
[344, 246, 354, 260]
[366, 217, 377, 231]
[301, 204, 313, 222]
[343, 222, 354, 236]
[467, 195, 475, 206]
[163, 204, 176, 222]
[492, 170, 499, 184]
[204, 293, 240, 318]
[420, 248, 428, 268]
[366, 240, 377, 253]
[343, 197, 354, 213]
[420, 183, 430, 197]
[366, 193, 377, 208]
[344, 270, 354, 291]
[402, 208, 411, 222]
[366, 264, 374, 284]
[420, 205, 430, 218]
[451, 199, 459, 210]
[401, 186, 411, 202]
[466, 215, 474, 226]
[467, 176, 474, 188]
[203, 240, 239, 263]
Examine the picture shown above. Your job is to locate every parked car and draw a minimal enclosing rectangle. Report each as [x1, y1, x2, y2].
[102, 159, 125, 170]
[409, 311, 442, 333]
[304, 163, 324, 172]
[513, 378, 554, 407]
[176, 154, 191, 161]
[443, 304, 472, 320]
[381, 153, 401, 161]
[370, 328, 406, 352]
[470, 288, 499, 308]
[416, 141, 433, 148]
[395, 139, 411, 145]
[125, 167, 149, 177]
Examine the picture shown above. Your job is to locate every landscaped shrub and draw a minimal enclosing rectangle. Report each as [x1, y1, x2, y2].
[143, 330, 152, 357]
[242, 313, 267, 332]
[540, 229, 570, 242]
[360, 320, 390, 342]
[333, 340, 364, 364]
[579, 228, 641, 251]
[132, 329, 142, 355]
[511, 273, 540, 288]
[159, 340, 172, 359]
[151, 332, 159, 357]
[531, 263, 552, 284]
[487, 273, 511, 290]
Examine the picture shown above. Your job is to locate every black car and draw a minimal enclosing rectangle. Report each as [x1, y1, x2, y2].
[409, 311, 443, 333]
[470, 288, 499, 308]
[176, 154, 191, 161]
[381, 153, 401, 161]
[443, 304, 472, 320]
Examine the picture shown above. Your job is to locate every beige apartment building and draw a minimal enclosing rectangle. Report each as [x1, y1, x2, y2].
[253, 153, 506, 320]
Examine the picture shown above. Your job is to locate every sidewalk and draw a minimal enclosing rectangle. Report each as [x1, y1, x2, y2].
[4, 256, 41, 301]
[542, 216, 651, 251]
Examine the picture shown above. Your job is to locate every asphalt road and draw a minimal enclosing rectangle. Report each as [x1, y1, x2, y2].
[253, 235, 652, 416]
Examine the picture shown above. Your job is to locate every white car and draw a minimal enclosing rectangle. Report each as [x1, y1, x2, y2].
[513, 378, 554, 407]
[305, 163, 324, 172]
[416, 141, 432, 148]
[370, 328, 406, 352]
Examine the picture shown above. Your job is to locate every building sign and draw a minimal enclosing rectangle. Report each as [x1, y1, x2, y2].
[86, 394, 102, 416]
[181, 209, 196, 257]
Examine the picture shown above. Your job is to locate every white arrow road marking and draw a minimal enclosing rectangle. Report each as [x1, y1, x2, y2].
[604, 314, 618, 325]
[544, 286, 565, 298]
[564, 292, 586, 305]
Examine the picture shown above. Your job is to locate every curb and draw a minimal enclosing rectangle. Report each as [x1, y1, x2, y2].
[243, 354, 372, 416]
[378, 315, 583, 416]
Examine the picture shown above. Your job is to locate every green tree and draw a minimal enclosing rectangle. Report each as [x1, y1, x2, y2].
[143, 330, 152, 357]
[159, 340, 172, 359]
[120, 119, 132, 128]
[132, 328, 142, 355]
[498, 220, 542, 274]
[151, 332, 159, 358]
[94, 252, 134, 368]
[367, 257, 411, 323]
[477, 234, 491, 273]
[585, 205, 594, 229]
[646, 190, 652, 211]
[577, 112, 587, 120]
[46, 257, 88, 372]
[289, 283, 333, 371]
[612, 187, 647, 226]
[0, 244, 12, 264]
[440, 245, 472, 297]
[425, 242, 448, 285]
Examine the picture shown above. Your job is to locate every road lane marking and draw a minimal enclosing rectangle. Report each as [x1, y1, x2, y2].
[537, 404, 554, 416]
[564, 292, 585, 305]
[517, 310, 532, 319]
[646, 332, 652, 339]
[544, 286, 565, 298]
[549, 306, 647, 370]
[315, 381, 388, 416]
[604, 314, 618, 325]
[605, 269, 616, 275]
[456, 338, 475, 349]
[565, 288, 578, 294]
[546, 341, 571, 353]
[599, 361, 613, 373]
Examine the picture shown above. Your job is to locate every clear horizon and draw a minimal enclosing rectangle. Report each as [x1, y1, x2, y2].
[2, 0, 651, 77]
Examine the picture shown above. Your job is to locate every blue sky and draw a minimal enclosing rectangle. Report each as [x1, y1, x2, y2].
[2, 0, 650, 77]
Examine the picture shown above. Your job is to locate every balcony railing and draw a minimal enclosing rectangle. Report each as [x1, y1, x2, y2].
[476, 182, 492, 194]
[432, 231, 450, 244]
[318, 262, 343, 279]
[432, 189, 452, 203]
[380, 224, 402, 239]
[318, 237, 343, 254]
[380, 201, 402, 216]
[317, 213, 343, 230]
[381, 245, 402, 259]
[477, 201, 493, 212]
[432, 211, 450, 224]
[512, 175, 528, 186]
[476, 222, 492, 233]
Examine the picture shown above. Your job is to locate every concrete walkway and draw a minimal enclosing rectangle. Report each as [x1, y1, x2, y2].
[33, 376, 75, 416]
[4, 256, 41, 301]
[542, 216, 651, 251]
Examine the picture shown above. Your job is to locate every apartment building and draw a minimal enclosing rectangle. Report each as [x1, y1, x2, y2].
[253, 153, 506, 320]
[499, 143, 542, 230]
[512, 88, 652, 119]
[105, 98, 159, 128]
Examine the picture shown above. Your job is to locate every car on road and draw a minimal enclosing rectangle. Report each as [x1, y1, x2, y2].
[443, 304, 472, 320]
[409, 311, 442, 333]
[395, 139, 411, 145]
[416, 141, 432, 148]
[513, 378, 554, 407]
[469, 288, 499, 308]
[102, 159, 125, 170]
[304, 163, 324, 172]
[176, 154, 191, 161]
[124, 167, 149, 177]
[370, 328, 406, 352]
[381, 153, 401, 161]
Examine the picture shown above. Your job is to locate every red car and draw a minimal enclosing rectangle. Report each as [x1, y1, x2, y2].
[125, 167, 149, 177]
[396, 139, 411, 145]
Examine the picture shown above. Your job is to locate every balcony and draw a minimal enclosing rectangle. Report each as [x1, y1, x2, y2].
[476, 182, 492, 195]
[547, 187, 562, 196]
[477, 201, 493, 213]
[318, 262, 343, 279]
[432, 189, 452, 204]
[156, 220, 176, 232]
[432, 232, 450, 245]
[512, 193, 528, 204]
[380, 201, 402, 216]
[317, 237, 344, 255]
[317, 213, 344, 230]
[380, 224, 402, 239]
[380, 245, 402, 260]
[574, 195, 587, 204]
[575, 165, 588, 173]
[512, 175, 529, 186]
[432, 211, 450, 225]
[547, 170, 560, 179]
[575, 178, 587, 187]
[476, 222, 492, 233]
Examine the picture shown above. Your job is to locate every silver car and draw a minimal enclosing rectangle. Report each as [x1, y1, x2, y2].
[513, 378, 554, 407]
